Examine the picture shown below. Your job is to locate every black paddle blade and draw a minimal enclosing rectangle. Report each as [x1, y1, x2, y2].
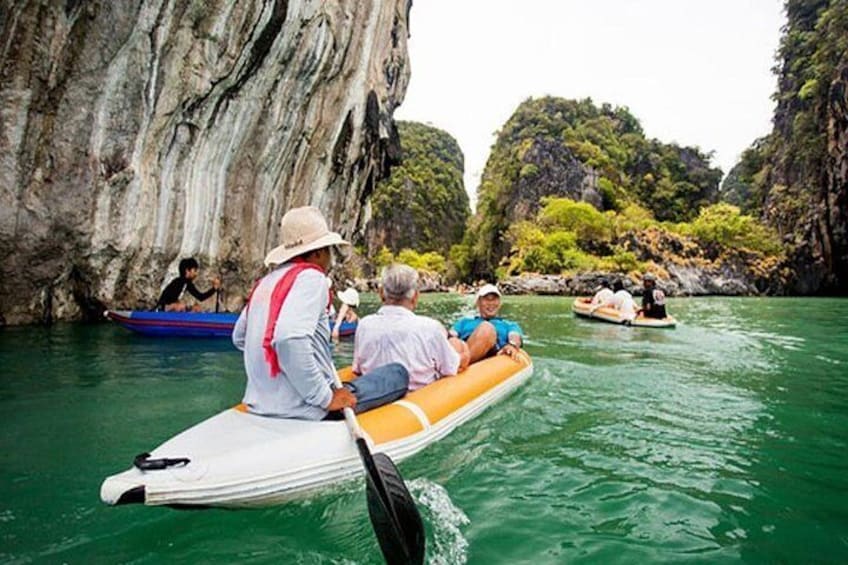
[358, 441, 425, 565]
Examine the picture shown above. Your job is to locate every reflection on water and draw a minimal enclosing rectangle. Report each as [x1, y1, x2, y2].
[1, 296, 847, 563]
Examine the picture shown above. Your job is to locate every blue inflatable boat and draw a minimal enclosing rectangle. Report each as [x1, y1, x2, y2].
[105, 310, 358, 338]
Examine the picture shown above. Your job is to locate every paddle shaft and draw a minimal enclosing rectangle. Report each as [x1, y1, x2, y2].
[331, 374, 425, 564]
[331, 372, 364, 438]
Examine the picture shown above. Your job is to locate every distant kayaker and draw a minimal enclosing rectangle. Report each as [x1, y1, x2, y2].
[331, 287, 360, 342]
[611, 279, 638, 322]
[353, 264, 470, 391]
[449, 284, 524, 363]
[156, 257, 221, 312]
[232, 206, 409, 420]
[589, 278, 614, 312]
[639, 273, 668, 319]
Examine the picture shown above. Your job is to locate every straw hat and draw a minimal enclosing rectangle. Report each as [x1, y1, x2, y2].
[264, 206, 350, 267]
[337, 288, 360, 307]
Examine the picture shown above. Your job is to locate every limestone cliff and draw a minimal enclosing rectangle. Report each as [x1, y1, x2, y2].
[0, 0, 410, 324]
[763, 0, 848, 293]
[726, 0, 848, 294]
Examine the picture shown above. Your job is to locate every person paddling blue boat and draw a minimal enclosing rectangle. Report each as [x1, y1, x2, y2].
[449, 283, 524, 363]
[156, 258, 221, 312]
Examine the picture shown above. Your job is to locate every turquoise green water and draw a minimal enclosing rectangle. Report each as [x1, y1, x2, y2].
[1, 296, 847, 564]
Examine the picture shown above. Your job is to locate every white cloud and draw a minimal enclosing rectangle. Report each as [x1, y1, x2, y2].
[394, 0, 785, 209]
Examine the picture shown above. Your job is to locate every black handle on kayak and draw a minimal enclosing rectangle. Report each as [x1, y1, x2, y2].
[133, 452, 190, 471]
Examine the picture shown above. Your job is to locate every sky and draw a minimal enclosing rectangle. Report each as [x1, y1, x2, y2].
[394, 0, 786, 209]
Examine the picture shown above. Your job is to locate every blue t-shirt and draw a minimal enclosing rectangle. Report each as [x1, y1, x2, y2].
[451, 316, 524, 350]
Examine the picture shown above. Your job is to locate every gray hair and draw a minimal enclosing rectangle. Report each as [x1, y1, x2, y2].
[381, 263, 419, 302]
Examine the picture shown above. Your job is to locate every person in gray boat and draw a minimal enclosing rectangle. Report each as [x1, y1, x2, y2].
[331, 287, 360, 342]
[232, 206, 409, 420]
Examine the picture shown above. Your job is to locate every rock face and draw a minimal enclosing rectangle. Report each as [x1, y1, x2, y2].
[719, 138, 767, 215]
[502, 268, 767, 298]
[620, 227, 785, 295]
[728, 0, 847, 294]
[0, 0, 411, 324]
[762, 1, 848, 294]
[506, 139, 602, 228]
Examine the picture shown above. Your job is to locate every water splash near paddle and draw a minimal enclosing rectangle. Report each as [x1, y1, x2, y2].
[408, 479, 470, 565]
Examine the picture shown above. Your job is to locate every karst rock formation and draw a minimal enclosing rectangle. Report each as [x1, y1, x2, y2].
[0, 0, 410, 324]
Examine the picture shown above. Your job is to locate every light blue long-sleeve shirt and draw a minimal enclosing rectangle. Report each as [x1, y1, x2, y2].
[232, 264, 334, 420]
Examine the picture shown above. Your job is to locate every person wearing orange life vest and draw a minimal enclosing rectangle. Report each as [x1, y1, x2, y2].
[232, 206, 408, 420]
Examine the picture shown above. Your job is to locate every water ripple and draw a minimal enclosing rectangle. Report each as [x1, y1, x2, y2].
[2, 296, 848, 563]
[409, 479, 470, 565]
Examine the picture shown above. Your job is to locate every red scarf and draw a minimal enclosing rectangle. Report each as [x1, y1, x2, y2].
[248, 259, 331, 377]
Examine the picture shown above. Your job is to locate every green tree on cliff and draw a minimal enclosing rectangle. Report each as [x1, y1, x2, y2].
[502, 198, 781, 277]
[462, 96, 722, 279]
[365, 121, 470, 259]
[720, 138, 768, 214]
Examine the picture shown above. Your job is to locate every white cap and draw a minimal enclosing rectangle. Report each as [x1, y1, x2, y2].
[476, 283, 501, 298]
[337, 288, 360, 307]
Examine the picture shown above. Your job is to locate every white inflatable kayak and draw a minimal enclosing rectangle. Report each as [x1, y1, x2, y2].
[572, 297, 677, 328]
[100, 353, 533, 508]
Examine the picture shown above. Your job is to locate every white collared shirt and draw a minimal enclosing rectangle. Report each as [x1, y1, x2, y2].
[353, 305, 461, 391]
[591, 288, 614, 305]
[612, 289, 638, 320]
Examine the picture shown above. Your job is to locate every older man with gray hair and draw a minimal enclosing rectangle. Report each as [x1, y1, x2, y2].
[353, 264, 470, 391]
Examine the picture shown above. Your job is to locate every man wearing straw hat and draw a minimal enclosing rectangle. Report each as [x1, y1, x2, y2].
[232, 206, 409, 420]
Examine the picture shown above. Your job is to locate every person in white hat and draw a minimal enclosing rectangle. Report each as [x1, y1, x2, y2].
[232, 206, 409, 420]
[448, 283, 524, 363]
[331, 287, 359, 342]
[353, 264, 470, 391]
